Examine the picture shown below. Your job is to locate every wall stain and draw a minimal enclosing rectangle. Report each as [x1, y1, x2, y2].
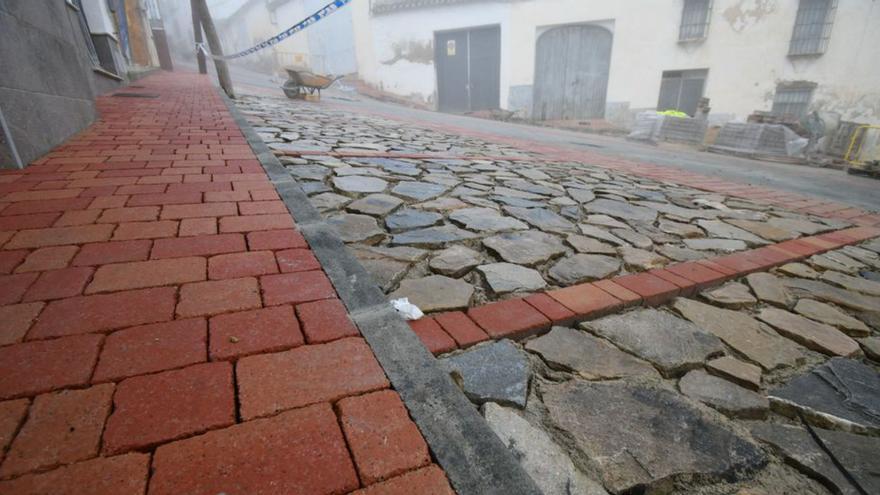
[381, 39, 434, 65]
[723, 0, 777, 32]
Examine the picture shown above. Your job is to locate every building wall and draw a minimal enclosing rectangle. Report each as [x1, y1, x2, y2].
[354, 0, 880, 125]
[0, 1, 124, 168]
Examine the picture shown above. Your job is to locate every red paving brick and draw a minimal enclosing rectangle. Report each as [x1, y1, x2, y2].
[546, 283, 622, 318]
[522, 293, 578, 325]
[4, 224, 114, 249]
[93, 319, 207, 383]
[433, 311, 490, 348]
[219, 213, 294, 233]
[246, 228, 307, 250]
[176, 277, 261, 318]
[261, 270, 336, 306]
[102, 362, 235, 455]
[0, 453, 149, 495]
[0, 335, 102, 400]
[22, 266, 93, 301]
[0, 250, 28, 274]
[338, 390, 431, 484]
[207, 250, 277, 279]
[351, 465, 454, 495]
[149, 404, 359, 495]
[112, 220, 178, 240]
[275, 247, 321, 272]
[86, 257, 205, 293]
[612, 273, 681, 306]
[410, 318, 457, 354]
[237, 337, 389, 420]
[295, 298, 361, 343]
[71, 239, 152, 266]
[0, 399, 29, 465]
[0, 302, 44, 346]
[150, 233, 245, 259]
[0, 385, 113, 477]
[467, 298, 551, 339]
[29, 287, 176, 339]
[209, 305, 303, 360]
[14, 245, 78, 273]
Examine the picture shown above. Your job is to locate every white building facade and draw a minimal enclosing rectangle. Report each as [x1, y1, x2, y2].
[352, 0, 880, 126]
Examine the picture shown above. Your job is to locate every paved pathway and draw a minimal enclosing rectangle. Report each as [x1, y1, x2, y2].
[0, 73, 452, 494]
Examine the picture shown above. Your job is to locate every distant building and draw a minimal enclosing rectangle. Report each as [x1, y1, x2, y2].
[351, 0, 880, 127]
[0, 1, 163, 168]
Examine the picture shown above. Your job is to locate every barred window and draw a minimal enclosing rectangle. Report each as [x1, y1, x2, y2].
[771, 83, 816, 119]
[679, 0, 712, 41]
[789, 0, 837, 56]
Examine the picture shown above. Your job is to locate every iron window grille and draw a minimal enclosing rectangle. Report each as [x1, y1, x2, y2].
[771, 83, 816, 119]
[788, 0, 837, 56]
[679, 0, 712, 41]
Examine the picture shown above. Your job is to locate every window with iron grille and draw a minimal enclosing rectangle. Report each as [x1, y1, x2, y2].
[679, 0, 712, 41]
[771, 83, 816, 119]
[789, 0, 837, 56]
[658, 69, 708, 116]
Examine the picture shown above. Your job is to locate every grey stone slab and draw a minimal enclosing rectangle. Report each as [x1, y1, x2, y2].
[769, 358, 880, 435]
[346, 193, 403, 216]
[860, 336, 880, 361]
[813, 428, 880, 495]
[567, 188, 596, 204]
[746, 272, 792, 308]
[784, 278, 880, 314]
[503, 207, 576, 233]
[332, 175, 388, 193]
[657, 244, 706, 262]
[634, 201, 718, 220]
[429, 246, 483, 277]
[810, 253, 866, 275]
[416, 197, 468, 211]
[542, 381, 765, 494]
[658, 220, 704, 238]
[778, 262, 820, 279]
[483, 231, 566, 266]
[310, 192, 352, 212]
[768, 217, 829, 235]
[726, 219, 797, 242]
[385, 209, 443, 232]
[565, 235, 616, 255]
[548, 254, 620, 285]
[449, 207, 529, 232]
[299, 181, 331, 195]
[678, 370, 768, 419]
[392, 181, 449, 201]
[820, 270, 880, 297]
[356, 256, 410, 292]
[584, 214, 629, 230]
[483, 403, 608, 495]
[750, 423, 860, 495]
[478, 263, 547, 294]
[440, 341, 529, 408]
[326, 213, 385, 244]
[286, 164, 330, 180]
[696, 220, 770, 246]
[583, 308, 724, 377]
[793, 299, 871, 337]
[619, 247, 668, 271]
[706, 356, 762, 391]
[390, 225, 478, 248]
[701, 282, 757, 309]
[526, 327, 659, 380]
[389, 275, 474, 312]
[611, 228, 652, 249]
[578, 224, 628, 247]
[673, 298, 806, 371]
[684, 238, 748, 252]
[585, 199, 658, 223]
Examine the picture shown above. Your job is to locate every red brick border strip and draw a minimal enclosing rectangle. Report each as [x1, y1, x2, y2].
[409, 226, 880, 355]
[277, 149, 541, 162]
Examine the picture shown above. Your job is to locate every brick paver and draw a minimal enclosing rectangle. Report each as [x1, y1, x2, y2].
[0, 73, 450, 492]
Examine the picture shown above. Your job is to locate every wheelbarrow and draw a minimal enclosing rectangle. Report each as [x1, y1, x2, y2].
[281, 66, 342, 100]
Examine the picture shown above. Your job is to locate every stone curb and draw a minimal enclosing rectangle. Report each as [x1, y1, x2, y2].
[220, 94, 542, 495]
[409, 226, 880, 355]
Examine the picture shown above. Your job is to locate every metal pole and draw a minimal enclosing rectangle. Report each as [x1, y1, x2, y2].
[190, 0, 206, 74]
[194, 0, 235, 98]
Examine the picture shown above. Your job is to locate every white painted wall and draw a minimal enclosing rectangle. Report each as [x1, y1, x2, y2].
[354, 0, 880, 125]
[82, 0, 117, 35]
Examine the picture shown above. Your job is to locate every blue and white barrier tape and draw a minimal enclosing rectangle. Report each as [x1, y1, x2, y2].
[197, 0, 353, 60]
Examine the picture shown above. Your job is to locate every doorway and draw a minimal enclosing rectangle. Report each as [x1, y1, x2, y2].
[533, 25, 613, 120]
[435, 25, 501, 113]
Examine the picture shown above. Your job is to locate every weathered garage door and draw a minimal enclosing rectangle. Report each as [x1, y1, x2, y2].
[533, 25, 612, 120]
[435, 26, 501, 113]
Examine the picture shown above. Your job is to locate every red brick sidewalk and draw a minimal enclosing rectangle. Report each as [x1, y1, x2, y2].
[0, 73, 452, 494]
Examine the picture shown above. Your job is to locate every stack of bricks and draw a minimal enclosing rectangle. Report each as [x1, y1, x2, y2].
[0, 73, 452, 494]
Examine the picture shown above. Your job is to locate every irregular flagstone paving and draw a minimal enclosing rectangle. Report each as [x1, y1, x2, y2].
[235, 95, 849, 312]
[232, 94, 880, 494]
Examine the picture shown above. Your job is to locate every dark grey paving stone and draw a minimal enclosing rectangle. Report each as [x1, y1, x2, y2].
[526, 327, 659, 380]
[678, 369, 768, 419]
[543, 380, 766, 494]
[440, 340, 529, 408]
[769, 357, 880, 435]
